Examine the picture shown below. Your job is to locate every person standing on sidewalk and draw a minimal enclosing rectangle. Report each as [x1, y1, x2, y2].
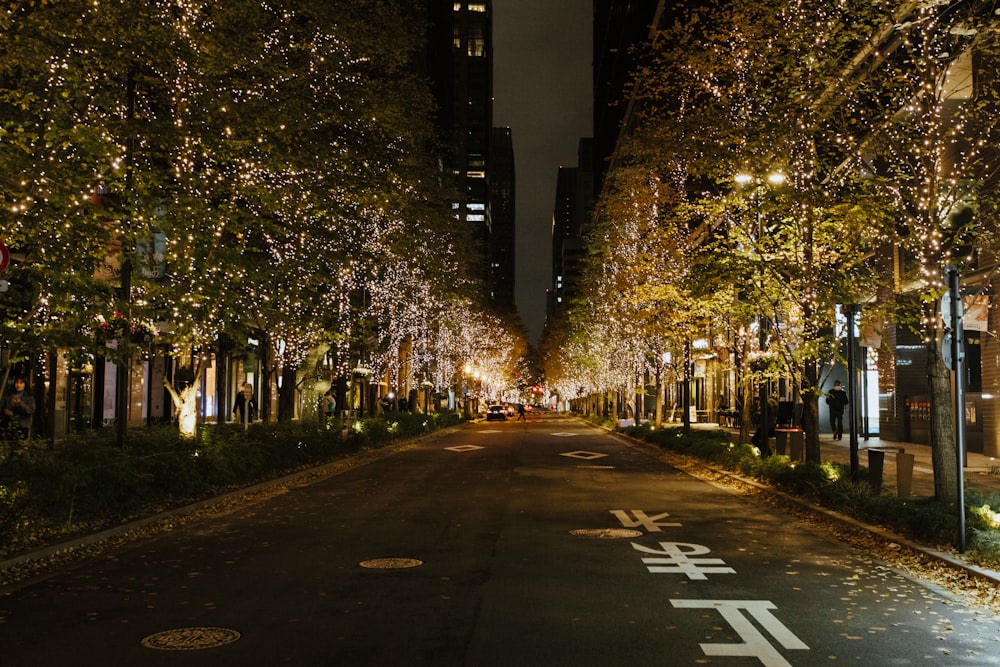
[826, 380, 849, 440]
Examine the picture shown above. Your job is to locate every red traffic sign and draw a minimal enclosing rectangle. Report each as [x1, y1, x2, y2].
[0, 243, 8, 273]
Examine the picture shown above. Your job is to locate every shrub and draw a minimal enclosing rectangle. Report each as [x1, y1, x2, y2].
[622, 425, 999, 567]
[0, 411, 461, 560]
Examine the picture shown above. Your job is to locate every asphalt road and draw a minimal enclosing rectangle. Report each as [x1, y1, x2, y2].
[2, 415, 999, 666]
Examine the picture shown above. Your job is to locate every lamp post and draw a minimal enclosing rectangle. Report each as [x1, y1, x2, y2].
[845, 304, 860, 478]
[463, 363, 473, 418]
[735, 171, 786, 453]
[421, 379, 433, 414]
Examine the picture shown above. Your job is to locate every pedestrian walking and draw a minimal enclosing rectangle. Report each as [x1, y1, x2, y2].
[233, 382, 257, 427]
[826, 380, 849, 440]
[320, 389, 336, 429]
[517, 403, 526, 421]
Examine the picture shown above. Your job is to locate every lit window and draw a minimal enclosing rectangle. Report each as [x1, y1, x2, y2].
[466, 170, 486, 178]
[467, 214, 485, 222]
[451, 202, 461, 209]
[468, 24, 485, 57]
[469, 3, 487, 11]
[468, 203, 485, 210]
[454, 2, 461, 10]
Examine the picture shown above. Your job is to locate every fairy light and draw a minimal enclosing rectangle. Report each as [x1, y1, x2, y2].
[0, 0, 527, 428]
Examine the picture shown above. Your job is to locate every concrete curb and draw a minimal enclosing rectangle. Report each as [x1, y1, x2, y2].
[582, 418, 1000, 586]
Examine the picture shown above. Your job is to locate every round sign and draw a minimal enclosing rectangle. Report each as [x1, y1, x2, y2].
[0, 243, 8, 273]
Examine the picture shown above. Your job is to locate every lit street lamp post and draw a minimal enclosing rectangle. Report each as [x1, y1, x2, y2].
[736, 171, 786, 452]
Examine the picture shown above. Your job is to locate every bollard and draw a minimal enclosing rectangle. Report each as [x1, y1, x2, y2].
[789, 430, 804, 461]
[896, 449, 915, 498]
[867, 449, 885, 493]
[775, 430, 787, 456]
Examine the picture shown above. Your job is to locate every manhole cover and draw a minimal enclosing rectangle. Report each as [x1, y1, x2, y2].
[141, 627, 241, 651]
[570, 528, 643, 539]
[359, 557, 424, 569]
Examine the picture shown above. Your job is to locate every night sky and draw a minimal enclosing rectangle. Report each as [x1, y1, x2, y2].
[492, 1, 593, 345]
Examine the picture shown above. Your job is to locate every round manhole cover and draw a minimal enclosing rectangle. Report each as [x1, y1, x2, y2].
[570, 528, 643, 539]
[141, 627, 241, 651]
[359, 557, 423, 569]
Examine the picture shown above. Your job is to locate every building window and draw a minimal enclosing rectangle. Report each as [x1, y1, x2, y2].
[467, 214, 486, 222]
[468, 3, 487, 11]
[468, 24, 485, 57]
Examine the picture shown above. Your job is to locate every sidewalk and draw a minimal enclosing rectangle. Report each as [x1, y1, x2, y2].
[703, 422, 1000, 498]
[819, 434, 1000, 499]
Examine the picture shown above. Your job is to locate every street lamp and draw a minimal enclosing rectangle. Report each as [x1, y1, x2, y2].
[736, 171, 786, 453]
[421, 379, 434, 414]
[463, 363, 474, 417]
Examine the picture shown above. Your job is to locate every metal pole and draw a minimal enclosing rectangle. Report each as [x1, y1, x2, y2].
[948, 266, 967, 553]
[861, 347, 870, 440]
[116, 69, 136, 448]
[759, 316, 768, 453]
[847, 305, 859, 479]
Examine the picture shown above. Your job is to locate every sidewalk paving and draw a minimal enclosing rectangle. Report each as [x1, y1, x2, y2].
[817, 433, 1000, 499]
[702, 422, 1000, 499]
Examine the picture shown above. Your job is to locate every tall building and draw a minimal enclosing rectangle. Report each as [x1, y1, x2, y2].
[593, 0, 666, 196]
[426, 1, 507, 298]
[489, 126, 516, 306]
[549, 138, 594, 316]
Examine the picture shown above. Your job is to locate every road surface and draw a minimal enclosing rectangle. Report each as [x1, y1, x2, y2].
[2, 415, 998, 665]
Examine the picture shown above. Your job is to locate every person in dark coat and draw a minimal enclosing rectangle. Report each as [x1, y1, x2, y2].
[233, 382, 257, 426]
[826, 380, 849, 440]
[3, 376, 35, 439]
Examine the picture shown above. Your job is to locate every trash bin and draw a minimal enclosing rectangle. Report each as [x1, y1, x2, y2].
[867, 449, 885, 493]
[896, 450, 915, 498]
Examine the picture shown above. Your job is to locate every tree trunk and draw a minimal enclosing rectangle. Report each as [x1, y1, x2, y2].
[928, 343, 958, 503]
[802, 358, 821, 464]
[278, 365, 297, 422]
[738, 334, 752, 444]
[654, 369, 664, 429]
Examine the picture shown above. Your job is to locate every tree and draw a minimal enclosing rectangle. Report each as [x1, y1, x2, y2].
[624, 0, 885, 461]
[837, 0, 1000, 501]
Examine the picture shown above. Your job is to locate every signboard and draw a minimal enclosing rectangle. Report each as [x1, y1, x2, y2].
[0, 242, 8, 273]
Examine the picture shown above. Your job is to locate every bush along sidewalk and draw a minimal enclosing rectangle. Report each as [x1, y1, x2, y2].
[619, 424, 1000, 570]
[0, 411, 465, 561]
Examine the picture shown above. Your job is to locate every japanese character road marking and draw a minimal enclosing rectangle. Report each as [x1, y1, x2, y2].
[632, 541, 735, 579]
[670, 599, 808, 667]
[610, 509, 681, 532]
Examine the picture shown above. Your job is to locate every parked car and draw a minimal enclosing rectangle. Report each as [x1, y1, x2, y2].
[486, 405, 507, 421]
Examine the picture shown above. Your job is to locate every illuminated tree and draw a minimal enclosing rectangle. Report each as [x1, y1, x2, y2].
[613, 0, 885, 460]
[0, 1, 515, 438]
[835, 0, 1000, 500]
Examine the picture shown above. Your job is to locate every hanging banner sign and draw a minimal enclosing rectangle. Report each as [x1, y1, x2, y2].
[0, 243, 8, 273]
[963, 295, 990, 332]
